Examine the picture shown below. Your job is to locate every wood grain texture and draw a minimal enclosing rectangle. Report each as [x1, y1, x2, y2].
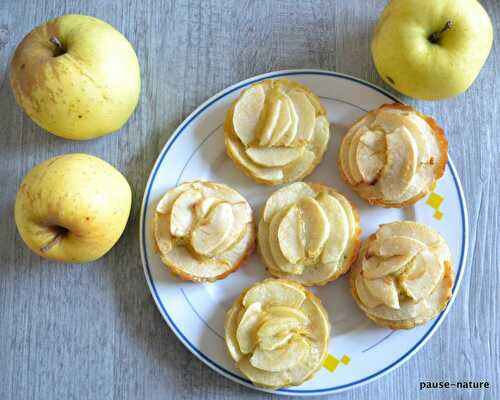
[0, 1, 498, 399]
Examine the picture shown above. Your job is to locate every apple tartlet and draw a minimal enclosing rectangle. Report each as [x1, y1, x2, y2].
[350, 221, 453, 329]
[258, 182, 361, 286]
[224, 79, 330, 185]
[338, 103, 448, 207]
[225, 278, 330, 389]
[153, 181, 255, 282]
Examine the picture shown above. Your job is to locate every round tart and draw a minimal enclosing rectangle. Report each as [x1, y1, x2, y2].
[153, 181, 255, 282]
[224, 79, 330, 185]
[350, 221, 453, 329]
[225, 278, 330, 389]
[258, 182, 361, 286]
[338, 103, 448, 207]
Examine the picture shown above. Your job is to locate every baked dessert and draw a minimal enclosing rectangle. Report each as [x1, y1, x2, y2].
[338, 103, 448, 207]
[350, 221, 453, 329]
[225, 278, 330, 389]
[224, 79, 330, 185]
[153, 181, 255, 282]
[258, 182, 361, 286]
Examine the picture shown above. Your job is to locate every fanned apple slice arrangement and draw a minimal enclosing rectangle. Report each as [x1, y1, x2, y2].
[153, 181, 255, 282]
[339, 103, 448, 207]
[350, 221, 453, 329]
[225, 279, 330, 389]
[224, 79, 330, 185]
[258, 182, 361, 286]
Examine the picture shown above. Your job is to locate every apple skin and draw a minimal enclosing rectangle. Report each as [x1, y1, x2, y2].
[371, 0, 493, 100]
[10, 14, 140, 140]
[15, 153, 132, 263]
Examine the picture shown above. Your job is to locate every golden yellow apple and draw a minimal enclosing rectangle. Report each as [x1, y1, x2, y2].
[371, 0, 493, 100]
[10, 14, 140, 140]
[15, 153, 132, 263]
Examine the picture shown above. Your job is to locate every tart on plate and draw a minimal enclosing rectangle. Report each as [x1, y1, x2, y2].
[350, 221, 453, 329]
[338, 103, 448, 208]
[153, 181, 255, 282]
[225, 278, 331, 389]
[258, 182, 361, 286]
[224, 79, 330, 185]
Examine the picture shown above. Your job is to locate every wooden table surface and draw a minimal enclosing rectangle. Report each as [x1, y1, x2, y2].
[0, 1, 498, 399]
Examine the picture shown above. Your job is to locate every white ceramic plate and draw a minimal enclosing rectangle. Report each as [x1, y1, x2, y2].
[139, 70, 468, 396]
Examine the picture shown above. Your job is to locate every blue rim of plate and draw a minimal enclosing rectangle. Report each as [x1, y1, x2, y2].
[139, 69, 469, 395]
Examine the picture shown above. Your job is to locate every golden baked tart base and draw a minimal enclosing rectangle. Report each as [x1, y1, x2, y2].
[224, 79, 330, 185]
[224, 278, 330, 389]
[338, 103, 448, 208]
[350, 221, 453, 330]
[258, 182, 361, 286]
[153, 181, 256, 282]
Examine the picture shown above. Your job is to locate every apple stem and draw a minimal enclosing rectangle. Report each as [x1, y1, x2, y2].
[49, 36, 66, 56]
[40, 226, 67, 253]
[428, 21, 453, 44]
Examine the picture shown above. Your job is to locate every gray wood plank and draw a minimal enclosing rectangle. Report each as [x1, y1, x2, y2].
[0, 1, 498, 399]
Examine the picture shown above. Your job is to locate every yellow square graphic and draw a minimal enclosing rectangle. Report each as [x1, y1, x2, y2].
[426, 192, 443, 209]
[341, 355, 350, 365]
[323, 354, 340, 372]
[434, 210, 443, 220]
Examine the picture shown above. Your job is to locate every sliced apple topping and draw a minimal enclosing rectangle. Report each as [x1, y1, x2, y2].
[351, 221, 453, 329]
[299, 197, 330, 259]
[243, 279, 306, 308]
[225, 278, 330, 388]
[191, 202, 234, 256]
[225, 79, 330, 184]
[339, 104, 446, 205]
[170, 189, 203, 237]
[232, 83, 267, 146]
[153, 181, 255, 282]
[277, 206, 305, 264]
[259, 182, 360, 285]
[245, 146, 304, 167]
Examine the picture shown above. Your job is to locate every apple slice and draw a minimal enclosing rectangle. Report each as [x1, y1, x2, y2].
[262, 182, 316, 223]
[364, 275, 400, 309]
[277, 205, 305, 264]
[257, 317, 302, 339]
[170, 189, 202, 237]
[369, 235, 426, 258]
[347, 126, 368, 184]
[282, 149, 315, 182]
[269, 210, 304, 274]
[250, 336, 309, 372]
[194, 196, 219, 219]
[373, 110, 430, 163]
[162, 246, 229, 279]
[287, 90, 316, 145]
[400, 251, 444, 301]
[225, 136, 284, 182]
[218, 224, 254, 266]
[269, 96, 292, 146]
[362, 253, 414, 279]
[233, 83, 266, 146]
[225, 303, 244, 362]
[245, 146, 304, 167]
[317, 194, 349, 264]
[156, 183, 191, 214]
[299, 197, 330, 259]
[213, 202, 252, 254]
[259, 331, 294, 351]
[236, 302, 264, 354]
[265, 306, 309, 325]
[378, 127, 418, 199]
[191, 202, 234, 256]
[259, 98, 282, 146]
[377, 221, 441, 246]
[356, 130, 386, 183]
[355, 273, 383, 308]
[310, 115, 330, 155]
[154, 213, 173, 255]
[198, 181, 246, 204]
[237, 357, 288, 388]
[243, 280, 306, 308]
[279, 94, 299, 146]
